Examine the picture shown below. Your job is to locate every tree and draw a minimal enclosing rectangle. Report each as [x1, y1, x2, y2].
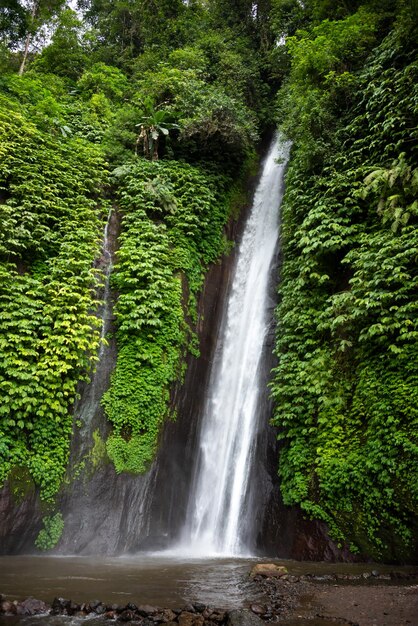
[33, 8, 87, 80]
[0, 0, 27, 49]
[18, 0, 66, 75]
[135, 101, 179, 161]
[80, 0, 187, 67]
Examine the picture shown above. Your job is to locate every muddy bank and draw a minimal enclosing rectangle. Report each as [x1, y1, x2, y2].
[251, 568, 418, 626]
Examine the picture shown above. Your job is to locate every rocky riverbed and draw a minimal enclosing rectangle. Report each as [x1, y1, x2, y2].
[250, 565, 418, 625]
[1, 565, 417, 626]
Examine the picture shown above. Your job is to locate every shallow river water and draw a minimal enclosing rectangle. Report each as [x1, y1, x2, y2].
[0, 555, 265, 608]
[0, 554, 412, 621]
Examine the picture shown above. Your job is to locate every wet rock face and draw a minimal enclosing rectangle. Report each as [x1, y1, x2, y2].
[288, 514, 361, 562]
[0, 483, 43, 555]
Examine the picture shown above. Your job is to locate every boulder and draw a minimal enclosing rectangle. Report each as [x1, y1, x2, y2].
[249, 604, 266, 616]
[138, 604, 159, 617]
[250, 563, 288, 578]
[18, 597, 49, 615]
[209, 610, 226, 623]
[154, 608, 177, 622]
[1, 600, 16, 615]
[178, 610, 205, 626]
[51, 597, 71, 614]
[94, 602, 106, 615]
[227, 609, 264, 626]
[118, 609, 136, 622]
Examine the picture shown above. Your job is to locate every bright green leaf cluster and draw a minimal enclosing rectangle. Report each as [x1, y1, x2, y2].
[35, 512, 64, 551]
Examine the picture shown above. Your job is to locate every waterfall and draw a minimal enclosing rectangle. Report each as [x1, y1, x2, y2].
[98, 208, 113, 360]
[177, 134, 290, 557]
[71, 208, 115, 458]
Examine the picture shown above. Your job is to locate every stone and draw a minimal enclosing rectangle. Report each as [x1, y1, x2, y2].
[94, 603, 106, 615]
[51, 597, 71, 614]
[19, 597, 49, 615]
[118, 609, 136, 622]
[193, 603, 206, 613]
[158, 609, 177, 622]
[210, 611, 226, 623]
[288, 575, 300, 583]
[68, 602, 81, 615]
[1, 600, 16, 615]
[250, 604, 266, 616]
[250, 564, 288, 578]
[138, 604, 159, 617]
[178, 610, 204, 626]
[227, 609, 265, 626]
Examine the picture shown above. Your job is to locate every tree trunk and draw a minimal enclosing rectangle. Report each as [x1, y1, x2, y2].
[18, 2, 38, 76]
[18, 32, 32, 76]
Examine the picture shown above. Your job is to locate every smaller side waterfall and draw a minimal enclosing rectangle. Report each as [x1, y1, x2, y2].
[177, 135, 290, 557]
[98, 209, 113, 360]
[72, 208, 115, 457]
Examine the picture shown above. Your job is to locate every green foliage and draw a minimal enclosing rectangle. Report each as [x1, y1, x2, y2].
[276, 8, 380, 170]
[0, 90, 108, 500]
[35, 512, 64, 550]
[89, 429, 107, 469]
[271, 9, 418, 560]
[102, 159, 232, 473]
[77, 63, 129, 103]
[32, 9, 87, 81]
[133, 62, 259, 169]
[82, 0, 189, 66]
[135, 99, 180, 161]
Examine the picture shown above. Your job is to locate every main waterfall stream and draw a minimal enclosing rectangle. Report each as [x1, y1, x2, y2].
[177, 134, 290, 557]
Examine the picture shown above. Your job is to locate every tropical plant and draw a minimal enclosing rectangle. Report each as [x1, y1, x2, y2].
[135, 100, 180, 160]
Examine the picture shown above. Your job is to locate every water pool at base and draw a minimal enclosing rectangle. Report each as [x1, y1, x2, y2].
[0, 555, 411, 607]
[1, 556, 416, 626]
[0, 555, 264, 608]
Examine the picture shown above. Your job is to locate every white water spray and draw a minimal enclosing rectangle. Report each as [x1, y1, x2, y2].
[179, 134, 290, 557]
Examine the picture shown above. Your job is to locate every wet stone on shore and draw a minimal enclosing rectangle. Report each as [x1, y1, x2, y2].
[0, 596, 231, 624]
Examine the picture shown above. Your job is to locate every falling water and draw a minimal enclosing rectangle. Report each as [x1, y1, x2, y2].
[98, 208, 113, 359]
[179, 134, 290, 556]
[71, 208, 114, 456]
